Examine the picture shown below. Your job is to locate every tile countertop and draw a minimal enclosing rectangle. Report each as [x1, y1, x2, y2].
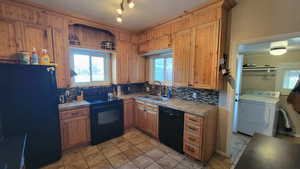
[58, 100, 90, 111]
[120, 93, 218, 116]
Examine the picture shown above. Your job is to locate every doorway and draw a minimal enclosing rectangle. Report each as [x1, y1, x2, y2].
[230, 36, 300, 165]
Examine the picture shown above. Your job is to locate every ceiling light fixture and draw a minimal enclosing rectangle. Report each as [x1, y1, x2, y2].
[115, 0, 136, 23]
[116, 15, 122, 23]
[269, 41, 288, 56]
[128, 0, 135, 8]
[269, 47, 287, 56]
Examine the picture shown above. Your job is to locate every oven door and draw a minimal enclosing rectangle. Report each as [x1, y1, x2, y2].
[90, 104, 123, 145]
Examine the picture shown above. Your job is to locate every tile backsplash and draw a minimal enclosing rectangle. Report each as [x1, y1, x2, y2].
[57, 83, 218, 105]
[57, 83, 145, 103]
[172, 87, 219, 105]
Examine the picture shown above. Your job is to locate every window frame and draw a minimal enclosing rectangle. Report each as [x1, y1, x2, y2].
[276, 63, 300, 95]
[149, 52, 173, 86]
[69, 47, 111, 87]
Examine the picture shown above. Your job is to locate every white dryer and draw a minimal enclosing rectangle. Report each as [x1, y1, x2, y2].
[237, 90, 280, 136]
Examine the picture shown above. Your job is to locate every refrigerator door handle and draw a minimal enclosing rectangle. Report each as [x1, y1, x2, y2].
[47, 67, 55, 72]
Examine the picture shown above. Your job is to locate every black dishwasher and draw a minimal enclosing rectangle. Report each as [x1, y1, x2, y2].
[159, 106, 184, 153]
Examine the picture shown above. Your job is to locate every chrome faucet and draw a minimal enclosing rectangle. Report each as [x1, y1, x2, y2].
[153, 81, 163, 96]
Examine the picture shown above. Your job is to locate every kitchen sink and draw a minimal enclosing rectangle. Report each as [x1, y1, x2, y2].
[139, 95, 169, 101]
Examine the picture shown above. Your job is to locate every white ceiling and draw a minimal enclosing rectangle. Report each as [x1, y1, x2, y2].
[25, 0, 209, 32]
[239, 37, 300, 54]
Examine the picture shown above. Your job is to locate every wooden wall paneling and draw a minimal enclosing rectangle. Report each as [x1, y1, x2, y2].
[0, 19, 23, 62]
[22, 23, 54, 61]
[173, 29, 192, 87]
[2, 3, 21, 21]
[192, 21, 219, 89]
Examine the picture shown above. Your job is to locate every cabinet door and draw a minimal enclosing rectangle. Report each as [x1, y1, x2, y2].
[61, 116, 91, 150]
[192, 22, 219, 89]
[173, 29, 192, 87]
[52, 28, 70, 88]
[124, 99, 134, 129]
[135, 103, 144, 130]
[115, 40, 129, 84]
[22, 23, 54, 62]
[0, 19, 23, 62]
[129, 44, 146, 83]
[147, 111, 158, 138]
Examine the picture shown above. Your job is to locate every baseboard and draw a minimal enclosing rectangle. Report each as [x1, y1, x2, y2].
[278, 130, 300, 138]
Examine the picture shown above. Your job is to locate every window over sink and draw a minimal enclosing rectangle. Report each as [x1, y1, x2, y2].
[149, 52, 173, 85]
[70, 47, 111, 86]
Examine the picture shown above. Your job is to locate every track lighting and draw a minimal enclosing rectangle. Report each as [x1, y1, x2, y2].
[115, 0, 136, 23]
[116, 15, 122, 23]
[128, 0, 135, 8]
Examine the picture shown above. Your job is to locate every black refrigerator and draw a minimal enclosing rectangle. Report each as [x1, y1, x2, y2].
[0, 63, 62, 169]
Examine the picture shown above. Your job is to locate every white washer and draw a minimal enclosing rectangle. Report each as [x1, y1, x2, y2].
[237, 90, 280, 136]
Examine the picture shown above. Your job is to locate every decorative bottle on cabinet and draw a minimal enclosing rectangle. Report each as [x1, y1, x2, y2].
[31, 48, 39, 65]
[39, 49, 50, 65]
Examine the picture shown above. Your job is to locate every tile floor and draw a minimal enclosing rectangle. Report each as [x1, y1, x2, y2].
[42, 128, 231, 169]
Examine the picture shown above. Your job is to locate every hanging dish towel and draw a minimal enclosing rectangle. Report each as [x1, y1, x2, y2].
[287, 75, 300, 113]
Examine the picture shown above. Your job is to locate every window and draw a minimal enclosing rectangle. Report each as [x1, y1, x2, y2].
[283, 70, 300, 89]
[150, 53, 173, 84]
[70, 48, 110, 86]
[276, 63, 300, 95]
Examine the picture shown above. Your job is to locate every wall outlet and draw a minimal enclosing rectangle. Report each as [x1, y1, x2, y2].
[192, 92, 197, 99]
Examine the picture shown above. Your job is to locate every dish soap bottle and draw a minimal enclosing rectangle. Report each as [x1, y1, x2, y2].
[31, 48, 39, 65]
[39, 49, 50, 65]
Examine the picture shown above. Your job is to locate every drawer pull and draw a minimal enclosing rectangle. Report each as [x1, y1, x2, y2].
[189, 118, 197, 122]
[188, 146, 195, 152]
[188, 137, 196, 142]
[188, 126, 197, 131]
[72, 112, 79, 116]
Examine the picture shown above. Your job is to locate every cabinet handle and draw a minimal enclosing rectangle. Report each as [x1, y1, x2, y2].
[188, 137, 196, 142]
[188, 126, 196, 131]
[72, 112, 79, 116]
[189, 118, 197, 122]
[188, 146, 195, 152]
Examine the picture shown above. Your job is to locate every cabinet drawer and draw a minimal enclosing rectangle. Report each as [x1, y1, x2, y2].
[185, 113, 203, 126]
[184, 123, 202, 136]
[184, 143, 201, 159]
[184, 131, 202, 146]
[145, 104, 158, 112]
[60, 108, 89, 120]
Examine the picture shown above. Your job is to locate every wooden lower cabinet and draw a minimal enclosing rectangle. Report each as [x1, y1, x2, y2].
[124, 98, 135, 129]
[60, 107, 91, 150]
[184, 111, 217, 162]
[134, 100, 158, 138]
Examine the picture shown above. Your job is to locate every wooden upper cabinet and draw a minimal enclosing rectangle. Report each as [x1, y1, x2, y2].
[128, 44, 146, 83]
[192, 22, 219, 89]
[139, 35, 171, 54]
[0, 19, 23, 62]
[52, 27, 70, 88]
[22, 23, 54, 61]
[113, 40, 129, 84]
[173, 29, 192, 87]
